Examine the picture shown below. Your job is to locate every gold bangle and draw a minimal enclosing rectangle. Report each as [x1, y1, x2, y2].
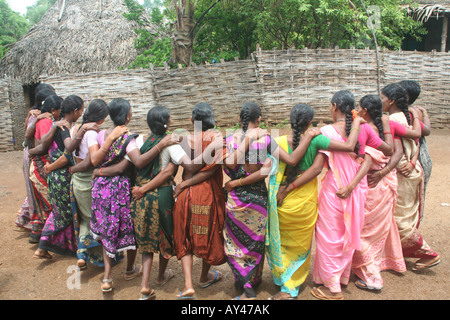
[350, 127, 360, 132]
[239, 178, 243, 186]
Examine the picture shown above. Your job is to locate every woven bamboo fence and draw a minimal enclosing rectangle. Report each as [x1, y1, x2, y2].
[381, 49, 450, 129]
[0, 79, 23, 152]
[256, 47, 380, 125]
[1, 47, 449, 152]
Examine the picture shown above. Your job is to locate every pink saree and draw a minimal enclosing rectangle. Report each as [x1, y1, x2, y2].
[352, 146, 406, 289]
[313, 124, 368, 293]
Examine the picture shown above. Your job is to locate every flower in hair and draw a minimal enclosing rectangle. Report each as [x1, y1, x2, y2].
[351, 109, 358, 120]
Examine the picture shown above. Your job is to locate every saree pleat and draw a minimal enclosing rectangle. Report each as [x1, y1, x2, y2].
[71, 170, 108, 266]
[313, 125, 368, 293]
[173, 131, 226, 266]
[266, 136, 318, 297]
[130, 134, 174, 258]
[390, 113, 438, 260]
[38, 148, 77, 256]
[90, 132, 137, 259]
[16, 115, 37, 230]
[29, 155, 52, 240]
[224, 180, 268, 291]
[352, 146, 406, 289]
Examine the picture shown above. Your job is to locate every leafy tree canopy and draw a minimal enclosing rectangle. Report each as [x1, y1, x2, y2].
[0, 0, 29, 59]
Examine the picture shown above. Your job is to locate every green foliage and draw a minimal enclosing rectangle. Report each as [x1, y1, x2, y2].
[0, 0, 29, 59]
[123, 0, 172, 68]
[250, 0, 425, 50]
[25, 0, 57, 25]
[126, 0, 427, 68]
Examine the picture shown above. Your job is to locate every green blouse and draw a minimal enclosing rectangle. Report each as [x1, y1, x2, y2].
[287, 134, 330, 171]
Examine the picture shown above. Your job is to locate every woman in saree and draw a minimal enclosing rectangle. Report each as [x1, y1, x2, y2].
[222, 102, 324, 300]
[171, 102, 229, 300]
[33, 95, 86, 259]
[308, 90, 394, 300]
[16, 87, 55, 234]
[27, 94, 64, 244]
[125, 105, 204, 300]
[91, 98, 175, 292]
[352, 94, 423, 291]
[43, 99, 128, 269]
[268, 103, 365, 300]
[381, 83, 440, 271]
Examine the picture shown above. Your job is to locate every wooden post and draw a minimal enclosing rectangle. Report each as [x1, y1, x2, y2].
[441, 16, 448, 52]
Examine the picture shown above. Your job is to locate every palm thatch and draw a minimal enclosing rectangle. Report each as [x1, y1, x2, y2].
[407, 3, 450, 23]
[0, 0, 157, 85]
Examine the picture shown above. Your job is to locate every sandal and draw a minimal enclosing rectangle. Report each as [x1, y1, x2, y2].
[124, 264, 141, 281]
[33, 251, 52, 260]
[354, 279, 382, 291]
[101, 279, 113, 293]
[412, 256, 440, 271]
[311, 286, 344, 300]
[156, 269, 175, 286]
[139, 288, 156, 300]
[176, 290, 196, 300]
[199, 270, 222, 288]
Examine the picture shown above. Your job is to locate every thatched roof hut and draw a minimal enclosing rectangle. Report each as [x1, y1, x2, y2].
[406, 1, 450, 52]
[0, 0, 156, 86]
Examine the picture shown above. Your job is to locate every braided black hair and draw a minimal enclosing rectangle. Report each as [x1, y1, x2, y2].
[398, 80, 421, 105]
[285, 104, 315, 185]
[382, 83, 411, 125]
[360, 95, 385, 141]
[331, 90, 360, 154]
[239, 102, 261, 141]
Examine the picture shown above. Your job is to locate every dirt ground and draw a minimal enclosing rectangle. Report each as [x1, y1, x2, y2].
[0, 129, 449, 302]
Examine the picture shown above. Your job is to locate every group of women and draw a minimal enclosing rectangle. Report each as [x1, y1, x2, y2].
[15, 80, 440, 300]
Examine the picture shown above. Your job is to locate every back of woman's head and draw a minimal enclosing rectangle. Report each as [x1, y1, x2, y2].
[35, 88, 56, 110]
[331, 90, 360, 154]
[331, 90, 355, 114]
[360, 94, 385, 141]
[382, 83, 411, 125]
[108, 98, 131, 126]
[397, 80, 421, 105]
[240, 102, 261, 134]
[36, 83, 55, 94]
[147, 105, 170, 135]
[285, 104, 314, 184]
[290, 104, 314, 149]
[82, 99, 109, 124]
[61, 95, 84, 118]
[192, 102, 215, 131]
[41, 95, 63, 114]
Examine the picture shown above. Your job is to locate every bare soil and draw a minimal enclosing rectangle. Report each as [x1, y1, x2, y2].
[0, 129, 449, 301]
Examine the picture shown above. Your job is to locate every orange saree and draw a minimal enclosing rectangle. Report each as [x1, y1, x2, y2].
[173, 131, 226, 265]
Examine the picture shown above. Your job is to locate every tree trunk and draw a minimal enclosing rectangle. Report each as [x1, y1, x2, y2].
[172, 2, 196, 66]
[441, 16, 448, 52]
